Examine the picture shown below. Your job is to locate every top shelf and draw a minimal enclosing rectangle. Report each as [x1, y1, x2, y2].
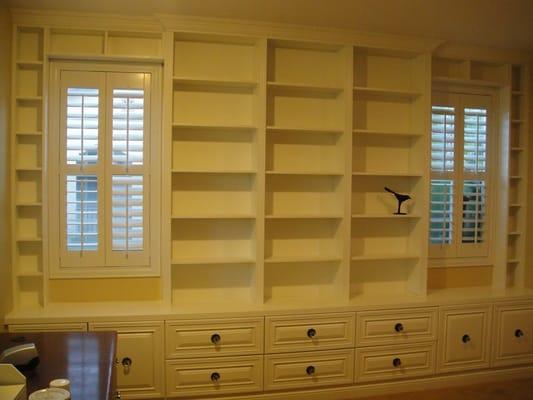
[432, 76, 502, 88]
[173, 77, 258, 90]
[267, 81, 343, 97]
[353, 86, 421, 99]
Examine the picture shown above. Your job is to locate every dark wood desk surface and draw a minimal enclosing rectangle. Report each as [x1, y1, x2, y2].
[0, 332, 116, 400]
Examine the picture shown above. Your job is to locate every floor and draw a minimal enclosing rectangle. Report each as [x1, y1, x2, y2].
[356, 378, 533, 400]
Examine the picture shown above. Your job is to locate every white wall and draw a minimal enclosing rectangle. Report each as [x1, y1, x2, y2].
[0, 5, 12, 331]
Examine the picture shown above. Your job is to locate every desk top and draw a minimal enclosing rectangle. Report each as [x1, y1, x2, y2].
[0, 332, 116, 400]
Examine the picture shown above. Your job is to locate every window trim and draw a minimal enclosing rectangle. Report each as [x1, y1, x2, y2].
[48, 61, 162, 278]
[429, 85, 499, 268]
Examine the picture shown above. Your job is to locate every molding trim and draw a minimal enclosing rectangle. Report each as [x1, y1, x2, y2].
[434, 42, 532, 65]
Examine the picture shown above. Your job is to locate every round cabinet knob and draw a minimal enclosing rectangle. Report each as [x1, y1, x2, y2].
[115, 391, 122, 400]
[307, 328, 317, 339]
[515, 329, 524, 338]
[392, 358, 402, 368]
[394, 323, 404, 333]
[462, 334, 471, 343]
[211, 333, 221, 345]
[306, 365, 316, 376]
[211, 372, 221, 383]
[121, 357, 132, 367]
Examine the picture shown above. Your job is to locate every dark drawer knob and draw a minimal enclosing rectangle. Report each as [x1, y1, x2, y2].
[121, 357, 132, 367]
[462, 334, 471, 343]
[211, 372, 220, 382]
[394, 323, 404, 333]
[306, 365, 316, 376]
[392, 358, 402, 368]
[515, 329, 524, 338]
[307, 328, 317, 338]
[211, 333, 221, 344]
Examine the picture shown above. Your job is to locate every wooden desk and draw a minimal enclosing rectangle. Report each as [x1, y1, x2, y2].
[0, 332, 117, 400]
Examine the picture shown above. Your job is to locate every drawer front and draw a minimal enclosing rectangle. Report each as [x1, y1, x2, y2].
[8, 323, 88, 332]
[265, 349, 354, 391]
[166, 355, 263, 398]
[166, 317, 264, 358]
[438, 305, 491, 373]
[493, 303, 533, 367]
[90, 321, 164, 399]
[356, 308, 437, 347]
[266, 313, 355, 353]
[355, 343, 435, 383]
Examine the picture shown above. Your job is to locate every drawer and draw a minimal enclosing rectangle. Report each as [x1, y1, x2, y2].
[89, 321, 164, 399]
[437, 305, 491, 373]
[266, 313, 355, 353]
[166, 355, 263, 398]
[355, 343, 435, 383]
[8, 323, 88, 332]
[264, 349, 354, 391]
[165, 317, 264, 358]
[356, 307, 437, 346]
[493, 303, 533, 367]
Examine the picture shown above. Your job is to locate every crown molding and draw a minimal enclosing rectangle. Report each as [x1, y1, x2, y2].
[434, 42, 532, 65]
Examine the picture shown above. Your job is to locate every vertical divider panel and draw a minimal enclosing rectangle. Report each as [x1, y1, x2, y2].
[254, 38, 267, 304]
[41, 27, 50, 306]
[162, 31, 175, 305]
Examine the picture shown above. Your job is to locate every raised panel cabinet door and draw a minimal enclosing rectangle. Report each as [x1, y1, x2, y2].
[493, 303, 533, 367]
[355, 343, 435, 383]
[356, 308, 437, 347]
[89, 321, 164, 399]
[166, 355, 263, 398]
[266, 313, 355, 353]
[165, 317, 264, 358]
[264, 349, 355, 391]
[8, 323, 88, 332]
[437, 305, 491, 373]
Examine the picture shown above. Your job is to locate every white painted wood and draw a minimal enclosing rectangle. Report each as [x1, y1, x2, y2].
[8, 322, 87, 332]
[493, 302, 533, 367]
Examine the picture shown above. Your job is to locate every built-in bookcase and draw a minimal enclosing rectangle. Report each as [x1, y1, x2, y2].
[263, 40, 351, 304]
[170, 33, 263, 306]
[351, 48, 429, 297]
[506, 65, 529, 286]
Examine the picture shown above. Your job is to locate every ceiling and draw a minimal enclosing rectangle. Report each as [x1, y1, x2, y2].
[6, 0, 533, 51]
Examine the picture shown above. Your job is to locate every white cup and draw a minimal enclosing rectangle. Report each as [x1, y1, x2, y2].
[50, 378, 71, 392]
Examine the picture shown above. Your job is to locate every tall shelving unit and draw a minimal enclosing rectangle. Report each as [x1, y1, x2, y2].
[170, 33, 265, 306]
[263, 40, 351, 304]
[11, 26, 46, 309]
[351, 48, 430, 297]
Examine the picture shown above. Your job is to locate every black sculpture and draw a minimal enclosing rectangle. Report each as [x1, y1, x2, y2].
[384, 187, 411, 215]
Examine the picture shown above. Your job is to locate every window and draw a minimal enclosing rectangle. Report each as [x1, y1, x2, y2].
[430, 91, 493, 264]
[48, 62, 161, 277]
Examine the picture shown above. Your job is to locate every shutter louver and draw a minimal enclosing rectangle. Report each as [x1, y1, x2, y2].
[430, 179, 454, 244]
[66, 175, 98, 251]
[112, 175, 144, 251]
[112, 89, 144, 166]
[66, 88, 99, 165]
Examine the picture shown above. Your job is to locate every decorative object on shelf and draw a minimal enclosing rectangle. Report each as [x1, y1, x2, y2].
[384, 187, 411, 215]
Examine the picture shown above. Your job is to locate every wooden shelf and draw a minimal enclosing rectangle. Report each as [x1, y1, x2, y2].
[510, 175, 523, 180]
[265, 255, 342, 264]
[15, 167, 42, 172]
[353, 129, 422, 138]
[266, 126, 343, 135]
[267, 170, 344, 176]
[265, 213, 343, 219]
[512, 91, 524, 96]
[16, 96, 43, 103]
[267, 81, 343, 96]
[171, 256, 255, 265]
[171, 168, 256, 174]
[509, 203, 522, 208]
[172, 123, 256, 132]
[16, 237, 43, 243]
[508, 259, 520, 264]
[172, 214, 255, 220]
[352, 214, 421, 219]
[16, 131, 42, 136]
[353, 86, 421, 99]
[16, 60, 43, 68]
[351, 254, 419, 261]
[16, 271, 43, 278]
[508, 231, 521, 236]
[352, 171, 423, 177]
[432, 76, 502, 88]
[16, 202, 42, 207]
[173, 76, 257, 90]
[511, 147, 525, 152]
[511, 120, 524, 124]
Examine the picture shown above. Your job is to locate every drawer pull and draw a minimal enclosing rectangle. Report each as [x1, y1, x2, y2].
[462, 334, 471, 343]
[211, 372, 221, 383]
[210, 333, 221, 345]
[307, 328, 317, 338]
[515, 329, 524, 338]
[306, 365, 316, 376]
[392, 358, 402, 368]
[121, 357, 132, 374]
[394, 323, 404, 332]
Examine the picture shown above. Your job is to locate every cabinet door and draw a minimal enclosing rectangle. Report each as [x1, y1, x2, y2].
[89, 321, 164, 399]
[437, 305, 491, 373]
[8, 323, 88, 332]
[493, 303, 533, 367]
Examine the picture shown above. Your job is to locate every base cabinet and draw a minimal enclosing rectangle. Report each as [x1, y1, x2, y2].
[8, 322, 88, 332]
[89, 321, 164, 399]
[493, 303, 533, 367]
[437, 305, 492, 373]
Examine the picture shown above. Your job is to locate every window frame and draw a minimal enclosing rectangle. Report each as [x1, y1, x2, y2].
[429, 86, 499, 268]
[48, 61, 162, 278]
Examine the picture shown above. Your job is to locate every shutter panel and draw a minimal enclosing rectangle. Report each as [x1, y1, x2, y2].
[112, 89, 144, 166]
[463, 108, 487, 173]
[66, 88, 99, 165]
[462, 180, 486, 244]
[431, 106, 455, 172]
[430, 179, 454, 245]
[66, 175, 99, 251]
[112, 175, 144, 251]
